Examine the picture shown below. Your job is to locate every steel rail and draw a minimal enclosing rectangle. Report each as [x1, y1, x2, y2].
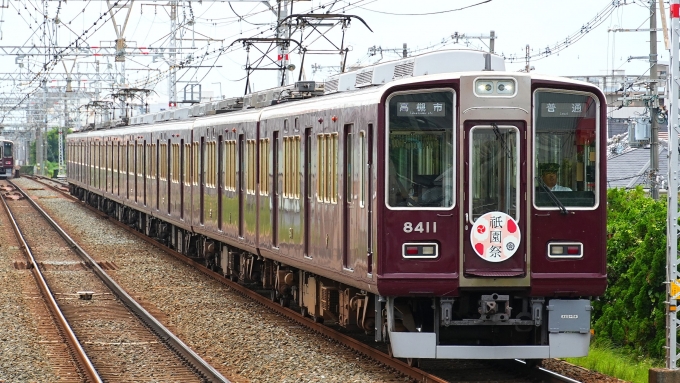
[0, 185, 103, 383]
[104, 218, 450, 383]
[10, 179, 230, 383]
[33, 176, 585, 383]
[509, 359, 584, 383]
[30, 177, 448, 382]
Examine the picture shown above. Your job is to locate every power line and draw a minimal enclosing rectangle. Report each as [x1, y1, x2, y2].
[355, 0, 491, 16]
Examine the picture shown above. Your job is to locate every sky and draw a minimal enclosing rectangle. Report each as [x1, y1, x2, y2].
[0, 0, 665, 121]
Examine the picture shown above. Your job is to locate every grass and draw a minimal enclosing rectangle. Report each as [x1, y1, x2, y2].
[565, 340, 661, 383]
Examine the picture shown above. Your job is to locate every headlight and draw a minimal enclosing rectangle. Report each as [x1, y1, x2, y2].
[474, 78, 517, 97]
[496, 80, 515, 94]
[476, 80, 494, 95]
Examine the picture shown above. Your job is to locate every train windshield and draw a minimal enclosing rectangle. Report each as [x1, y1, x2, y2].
[470, 125, 519, 221]
[386, 90, 454, 209]
[533, 90, 598, 208]
[2, 142, 10, 158]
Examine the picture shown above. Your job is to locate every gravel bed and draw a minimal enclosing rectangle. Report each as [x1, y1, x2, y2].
[15, 179, 410, 382]
[0, 193, 66, 382]
[19, 179, 633, 383]
[7, 183, 203, 383]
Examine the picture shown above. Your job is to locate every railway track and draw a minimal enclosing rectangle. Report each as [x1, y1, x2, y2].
[1, 179, 228, 383]
[26, 175, 602, 383]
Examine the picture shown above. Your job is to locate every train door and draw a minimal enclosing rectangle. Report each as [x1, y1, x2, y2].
[343, 124, 353, 269]
[95, 141, 100, 189]
[125, 141, 130, 200]
[166, 138, 171, 215]
[107, 141, 112, 193]
[156, 139, 160, 211]
[218, 135, 223, 230]
[200, 136, 205, 225]
[304, 128, 311, 257]
[365, 125, 374, 274]
[463, 122, 526, 277]
[180, 139, 185, 220]
[238, 134, 245, 237]
[272, 131, 279, 247]
[115, 141, 120, 196]
[143, 140, 147, 206]
[134, 141, 139, 203]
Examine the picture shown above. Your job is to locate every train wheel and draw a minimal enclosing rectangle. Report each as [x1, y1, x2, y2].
[525, 359, 543, 368]
[279, 296, 290, 308]
[406, 358, 420, 368]
[300, 306, 308, 317]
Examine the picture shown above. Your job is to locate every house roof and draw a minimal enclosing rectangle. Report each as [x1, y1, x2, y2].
[607, 145, 668, 189]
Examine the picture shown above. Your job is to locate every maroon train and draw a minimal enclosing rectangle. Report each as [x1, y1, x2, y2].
[67, 50, 606, 362]
[0, 139, 13, 178]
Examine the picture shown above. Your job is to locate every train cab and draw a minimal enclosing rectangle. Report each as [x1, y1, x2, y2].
[377, 72, 607, 360]
[0, 139, 13, 178]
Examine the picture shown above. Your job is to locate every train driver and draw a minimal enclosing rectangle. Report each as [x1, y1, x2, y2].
[539, 163, 572, 191]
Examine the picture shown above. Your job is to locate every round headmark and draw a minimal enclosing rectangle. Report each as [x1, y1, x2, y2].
[470, 211, 521, 263]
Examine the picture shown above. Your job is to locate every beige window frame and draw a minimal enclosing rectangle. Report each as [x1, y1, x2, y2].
[246, 139, 256, 194]
[158, 143, 168, 181]
[224, 140, 237, 191]
[192, 142, 199, 185]
[171, 143, 180, 183]
[259, 138, 269, 195]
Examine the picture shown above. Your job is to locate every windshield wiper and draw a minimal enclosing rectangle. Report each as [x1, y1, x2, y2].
[536, 176, 569, 215]
[492, 123, 513, 160]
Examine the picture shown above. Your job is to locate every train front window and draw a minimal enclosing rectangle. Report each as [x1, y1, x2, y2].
[470, 125, 519, 222]
[3, 142, 11, 158]
[386, 90, 455, 209]
[534, 90, 599, 208]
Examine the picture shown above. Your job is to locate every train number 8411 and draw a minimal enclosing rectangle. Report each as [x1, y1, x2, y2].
[403, 222, 437, 233]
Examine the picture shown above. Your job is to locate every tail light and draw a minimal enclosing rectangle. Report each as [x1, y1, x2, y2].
[402, 243, 439, 259]
[548, 242, 583, 259]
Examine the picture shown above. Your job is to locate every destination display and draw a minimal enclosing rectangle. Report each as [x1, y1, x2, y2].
[396, 102, 447, 117]
[540, 102, 587, 118]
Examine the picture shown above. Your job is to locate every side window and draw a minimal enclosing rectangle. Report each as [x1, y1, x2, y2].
[160, 143, 168, 181]
[247, 139, 256, 194]
[224, 140, 237, 191]
[386, 90, 455, 209]
[317, 134, 325, 201]
[192, 142, 199, 185]
[534, 91, 598, 208]
[283, 136, 300, 199]
[259, 139, 269, 195]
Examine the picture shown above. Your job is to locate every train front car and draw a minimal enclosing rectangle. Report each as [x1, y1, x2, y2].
[0, 140, 13, 178]
[377, 73, 607, 360]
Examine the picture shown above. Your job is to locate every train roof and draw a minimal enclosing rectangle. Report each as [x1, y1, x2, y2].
[115, 49, 504, 126]
[72, 49, 605, 134]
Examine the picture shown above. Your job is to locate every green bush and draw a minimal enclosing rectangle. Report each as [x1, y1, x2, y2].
[593, 187, 667, 359]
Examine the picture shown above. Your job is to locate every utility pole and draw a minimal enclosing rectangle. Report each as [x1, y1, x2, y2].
[668, 0, 680, 371]
[107, 0, 134, 116]
[275, 0, 290, 86]
[169, 0, 177, 107]
[525, 44, 531, 72]
[38, 78, 46, 176]
[650, 1, 660, 199]
[58, 94, 67, 179]
[451, 31, 497, 53]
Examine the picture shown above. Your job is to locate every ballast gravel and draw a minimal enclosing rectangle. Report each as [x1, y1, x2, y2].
[13, 178, 408, 383]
